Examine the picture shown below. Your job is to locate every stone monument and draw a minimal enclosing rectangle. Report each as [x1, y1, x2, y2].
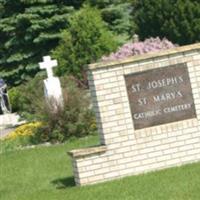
[69, 43, 200, 186]
[39, 56, 63, 108]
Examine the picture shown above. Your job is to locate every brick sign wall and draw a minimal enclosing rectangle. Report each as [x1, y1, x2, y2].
[69, 44, 200, 186]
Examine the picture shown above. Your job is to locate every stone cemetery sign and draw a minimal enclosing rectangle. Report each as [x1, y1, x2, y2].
[69, 43, 200, 186]
[125, 63, 196, 129]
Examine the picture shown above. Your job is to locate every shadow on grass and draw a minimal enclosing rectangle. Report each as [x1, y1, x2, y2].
[51, 177, 75, 189]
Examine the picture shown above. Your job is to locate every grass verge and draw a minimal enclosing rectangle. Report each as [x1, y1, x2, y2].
[0, 135, 200, 200]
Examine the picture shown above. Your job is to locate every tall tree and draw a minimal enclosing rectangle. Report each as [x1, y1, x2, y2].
[0, 0, 74, 86]
[52, 6, 118, 82]
[134, 0, 200, 45]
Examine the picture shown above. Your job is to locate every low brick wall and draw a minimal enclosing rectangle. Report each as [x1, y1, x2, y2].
[69, 43, 200, 186]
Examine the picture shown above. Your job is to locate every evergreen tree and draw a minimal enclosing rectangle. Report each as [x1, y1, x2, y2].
[0, 0, 74, 86]
[134, 0, 200, 45]
[52, 6, 118, 82]
[87, 0, 135, 44]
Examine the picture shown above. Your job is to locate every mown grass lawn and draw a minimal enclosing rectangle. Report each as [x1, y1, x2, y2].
[1, 135, 200, 200]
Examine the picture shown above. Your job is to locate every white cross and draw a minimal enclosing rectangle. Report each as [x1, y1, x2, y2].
[39, 56, 58, 78]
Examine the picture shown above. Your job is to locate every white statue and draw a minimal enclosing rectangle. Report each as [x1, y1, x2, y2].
[39, 56, 63, 108]
[0, 79, 11, 114]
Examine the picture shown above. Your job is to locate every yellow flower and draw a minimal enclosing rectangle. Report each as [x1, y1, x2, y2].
[5, 122, 44, 140]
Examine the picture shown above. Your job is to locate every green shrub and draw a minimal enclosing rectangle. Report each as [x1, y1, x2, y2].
[33, 76, 97, 143]
[8, 87, 22, 112]
[9, 74, 97, 143]
[52, 5, 118, 80]
[8, 74, 45, 119]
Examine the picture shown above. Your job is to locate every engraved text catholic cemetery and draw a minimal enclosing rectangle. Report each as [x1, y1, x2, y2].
[125, 63, 196, 129]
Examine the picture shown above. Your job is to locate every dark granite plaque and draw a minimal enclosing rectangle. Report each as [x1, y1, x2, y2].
[125, 63, 197, 130]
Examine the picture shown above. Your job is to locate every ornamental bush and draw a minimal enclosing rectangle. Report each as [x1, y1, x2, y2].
[38, 77, 96, 142]
[9, 74, 97, 143]
[33, 75, 97, 143]
[102, 37, 176, 61]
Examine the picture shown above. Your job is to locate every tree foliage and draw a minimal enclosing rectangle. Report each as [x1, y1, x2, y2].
[134, 0, 200, 45]
[0, 0, 135, 86]
[0, 0, 74, 86]
[87, 0, 134, 44]
[52, 6, 118, 80]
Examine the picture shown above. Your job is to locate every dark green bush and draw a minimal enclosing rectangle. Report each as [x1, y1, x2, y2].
[134, 0, 200, 45]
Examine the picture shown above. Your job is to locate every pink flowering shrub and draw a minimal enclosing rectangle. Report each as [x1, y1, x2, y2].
[102, 37, 176, 61]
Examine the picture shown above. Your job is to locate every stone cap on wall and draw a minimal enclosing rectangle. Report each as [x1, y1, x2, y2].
[88, 42, 200, 70]
[68, 145, 107, 158]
